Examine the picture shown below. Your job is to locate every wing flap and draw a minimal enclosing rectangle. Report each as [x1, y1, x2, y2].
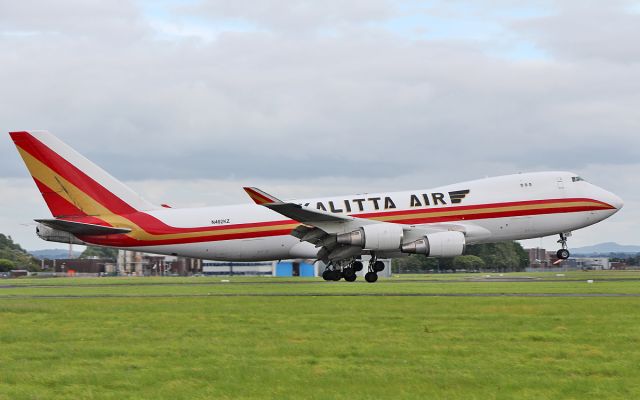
[264, 203, 350, 223]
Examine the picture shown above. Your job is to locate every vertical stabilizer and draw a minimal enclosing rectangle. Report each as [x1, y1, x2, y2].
[10, 130, 157, 218]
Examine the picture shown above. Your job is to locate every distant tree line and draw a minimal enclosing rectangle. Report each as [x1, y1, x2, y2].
[80, 246, 118, 260]
[0, 234, 40, 272]
[0, 234, 121, 273]
[392, 241, 529, 273]
[610, 254, 640, 266]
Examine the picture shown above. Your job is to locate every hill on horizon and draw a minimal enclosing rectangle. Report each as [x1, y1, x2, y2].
[29, 249, 82, 260]
[571, 242, 640, 254]
[0, 234, 40, 270]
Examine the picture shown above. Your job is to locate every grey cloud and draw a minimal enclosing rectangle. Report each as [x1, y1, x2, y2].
[513, 1, 640, 63]
[178, 0, 395, 33]
[0, 0, 146, 40]
[1, 1, 639, 185]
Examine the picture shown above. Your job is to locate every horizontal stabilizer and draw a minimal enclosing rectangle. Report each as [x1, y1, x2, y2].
[35, 219, 131, 236]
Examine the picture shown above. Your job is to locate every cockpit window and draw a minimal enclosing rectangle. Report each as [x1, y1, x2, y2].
[571, 176, 585, 182]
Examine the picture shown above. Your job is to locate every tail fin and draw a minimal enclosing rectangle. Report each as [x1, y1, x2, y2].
[10, 130, 157, 218]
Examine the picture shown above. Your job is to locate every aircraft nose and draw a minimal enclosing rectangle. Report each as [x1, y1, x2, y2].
[603, 190, 624, 211]
[610, 193, 624, 210]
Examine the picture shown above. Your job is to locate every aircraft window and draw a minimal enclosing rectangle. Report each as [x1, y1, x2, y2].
[572, 176, 585, 182]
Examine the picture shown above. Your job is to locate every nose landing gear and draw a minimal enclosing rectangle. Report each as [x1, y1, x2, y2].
[556, 233, 571, 260]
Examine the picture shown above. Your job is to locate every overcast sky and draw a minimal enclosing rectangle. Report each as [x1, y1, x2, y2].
[1, 0, 638, 251]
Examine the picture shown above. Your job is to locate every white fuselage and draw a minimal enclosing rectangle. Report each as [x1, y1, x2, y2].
[96, 171, 621, 261]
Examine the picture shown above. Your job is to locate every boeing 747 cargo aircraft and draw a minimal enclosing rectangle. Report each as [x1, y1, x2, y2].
[10, 131, 623, 282]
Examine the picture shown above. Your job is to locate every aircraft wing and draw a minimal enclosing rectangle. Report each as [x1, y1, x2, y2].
[35, 219, 132, 236]
[243, 187, 378, 234]
[244, 187, 489, 242]
[244, 187, 344, 222]
[243, 187, 489, 263]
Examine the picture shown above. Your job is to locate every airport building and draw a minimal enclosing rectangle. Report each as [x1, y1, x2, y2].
[36, 250, 392, 279]
[202, 261, 274, 276]
[562, 257, 611, 270]
[41, 258, 116, 276]
[525, 247, 611, 271]
[201, 260, 317, 277]
[116, 250, 202, 276]
[526, 247, 551, 269]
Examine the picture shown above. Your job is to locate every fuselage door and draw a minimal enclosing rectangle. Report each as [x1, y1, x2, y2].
[556, 177, 565, 190]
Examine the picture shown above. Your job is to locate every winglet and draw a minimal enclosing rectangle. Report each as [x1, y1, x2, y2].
[243, 187, 283, 205]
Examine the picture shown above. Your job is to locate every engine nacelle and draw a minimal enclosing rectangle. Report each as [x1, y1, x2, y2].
[401, 231, 465, 257]
[36, 224, 85, 245]
[336, 224, 404, 251]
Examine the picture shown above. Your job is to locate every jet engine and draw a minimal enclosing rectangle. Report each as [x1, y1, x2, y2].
[336, 224, 404, 251]
[401, 231, 465, 257]
[36, 223, 85, 245]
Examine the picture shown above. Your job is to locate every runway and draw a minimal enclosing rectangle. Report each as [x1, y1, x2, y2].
[1, 292, 639, 299]
[1, 276, 639, 290]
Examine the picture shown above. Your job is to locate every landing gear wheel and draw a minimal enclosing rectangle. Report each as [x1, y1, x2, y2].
[556, 233, 571, 260]
[557, 249, 570, 260]
[365, 272, 378, 283]
[343, 266, 356, 282]
[331, 270, 342, 281]
[322, 270, 331, 281]
[373, 260, 385, 272]
[352, 261, 364, 272]
[344, 273, 357, 282]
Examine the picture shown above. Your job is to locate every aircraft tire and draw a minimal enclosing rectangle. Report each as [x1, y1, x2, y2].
[331, 270, 342, 281]
[322, 270, 331, 281]
[373, 260, 385, 272]
[365, 272, 378, 283]
[344, 273, 357, 282]
[557, 249, 570, 260]
[352, 261, 364, 272]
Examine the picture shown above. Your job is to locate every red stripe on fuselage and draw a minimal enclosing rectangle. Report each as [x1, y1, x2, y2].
[77, 198, 612, 247]
[355, 197, 613, 219]
[382, 205, 607, 225]
[73, 215, 297, 235]
[79, 228, 297, 247]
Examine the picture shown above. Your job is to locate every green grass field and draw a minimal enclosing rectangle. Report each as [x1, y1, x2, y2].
[1, 272, 640, 399]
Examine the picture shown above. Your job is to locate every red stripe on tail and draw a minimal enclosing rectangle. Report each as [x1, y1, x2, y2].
[10, 131, 139, 216]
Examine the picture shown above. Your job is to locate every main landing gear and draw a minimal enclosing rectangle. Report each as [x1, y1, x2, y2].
[556, 233, 571, 260]
[364, 255, 385, 283]
[321, 256, 385, 283]
[322, 259, 364, 282]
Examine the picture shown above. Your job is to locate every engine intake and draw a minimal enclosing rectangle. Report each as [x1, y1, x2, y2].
[336, 224, 404, 251]
[401, 231, 465, 257]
